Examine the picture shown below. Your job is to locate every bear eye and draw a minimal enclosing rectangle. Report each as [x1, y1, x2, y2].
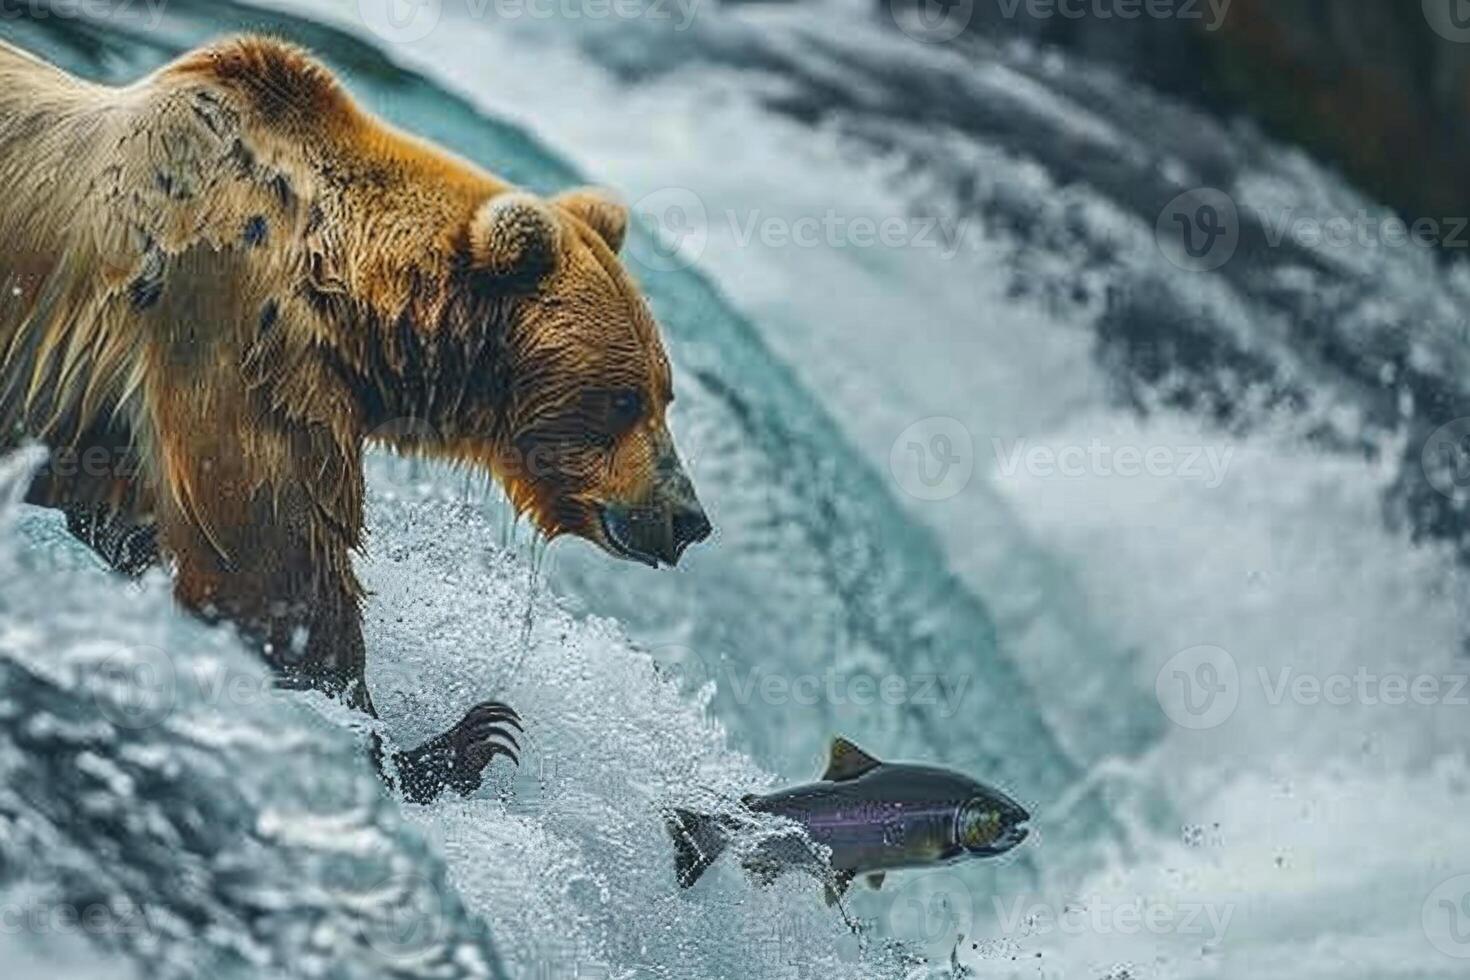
[608, 389, 644, 430]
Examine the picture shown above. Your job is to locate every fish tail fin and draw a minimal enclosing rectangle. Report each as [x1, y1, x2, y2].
[666, 807, 728, 889]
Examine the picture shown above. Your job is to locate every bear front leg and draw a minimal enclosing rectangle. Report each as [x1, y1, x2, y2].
[159, 475, 524, 803]
[164, 499, 373, 705]
[146, 424, 368, 702]
[151, 429, 522, 803]
[146, 375, 522, 801]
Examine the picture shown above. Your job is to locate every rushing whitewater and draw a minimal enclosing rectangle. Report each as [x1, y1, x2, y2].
[0, 448, 513, 980]
[0, 441, 927, 980]
[2, 0, 1470, 978]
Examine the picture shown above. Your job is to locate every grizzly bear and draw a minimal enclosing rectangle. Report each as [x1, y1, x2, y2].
[0, 36, 710, 801]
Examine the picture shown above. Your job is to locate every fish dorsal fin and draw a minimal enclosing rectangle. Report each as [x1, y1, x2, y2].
[866, 873, 886, 890]
[822, 737, 883, 782]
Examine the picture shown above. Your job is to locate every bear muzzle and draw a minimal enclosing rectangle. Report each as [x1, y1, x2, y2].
[597, 449, 711, 568]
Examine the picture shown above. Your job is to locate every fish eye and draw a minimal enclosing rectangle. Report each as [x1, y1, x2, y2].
[958, 801, 1003, 850]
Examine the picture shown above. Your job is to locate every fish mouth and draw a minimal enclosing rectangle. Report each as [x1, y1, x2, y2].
[971, 820, 1029, 857]
[1001, 800, 1031, 852]
[996, 821, 1030, 853]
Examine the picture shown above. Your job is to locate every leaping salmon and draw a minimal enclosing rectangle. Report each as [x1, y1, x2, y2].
[666, 737, 1031, 905]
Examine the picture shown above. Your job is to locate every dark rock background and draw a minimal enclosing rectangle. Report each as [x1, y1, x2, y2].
[886, 0, 1470, 234]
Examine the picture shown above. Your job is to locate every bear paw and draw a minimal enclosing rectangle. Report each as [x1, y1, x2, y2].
[393, 701, 522, 804]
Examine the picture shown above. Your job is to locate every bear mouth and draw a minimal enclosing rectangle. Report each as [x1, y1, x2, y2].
[596, 490, 710, 568]
[599, 507, 662, 568]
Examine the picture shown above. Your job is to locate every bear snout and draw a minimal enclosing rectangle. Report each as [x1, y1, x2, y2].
[670, 503, 713, 556]
[597, 449, 711, 568]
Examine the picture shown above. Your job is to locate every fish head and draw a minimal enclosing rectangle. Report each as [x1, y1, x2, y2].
[955, 782, 1030, 857]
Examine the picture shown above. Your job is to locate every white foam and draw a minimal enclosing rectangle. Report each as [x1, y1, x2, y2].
[985, 412, 1470, 977]
[359, 486, 911, 979]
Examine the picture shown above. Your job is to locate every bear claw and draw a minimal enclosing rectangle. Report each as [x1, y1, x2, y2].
[394, 700, 523, 804]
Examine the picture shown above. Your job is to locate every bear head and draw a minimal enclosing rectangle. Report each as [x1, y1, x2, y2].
[472, 188, 711, 566]
[360, 186, 711, 568]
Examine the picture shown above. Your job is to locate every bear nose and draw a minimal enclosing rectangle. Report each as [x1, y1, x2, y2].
[670, 504, 712, 556]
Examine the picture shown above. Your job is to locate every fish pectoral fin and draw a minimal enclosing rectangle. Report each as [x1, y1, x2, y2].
[824, 870, 854, 907]
[822, 737, 883, 782]
[866, 873, 886, 890]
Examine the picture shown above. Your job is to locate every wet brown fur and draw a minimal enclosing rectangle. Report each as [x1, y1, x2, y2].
[0, 36, 678, 707]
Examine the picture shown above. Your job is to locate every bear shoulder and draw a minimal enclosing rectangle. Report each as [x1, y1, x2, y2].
[162, 35, 355, 134]
[0, 37, 501, 506]
[0, 34, 503, 340]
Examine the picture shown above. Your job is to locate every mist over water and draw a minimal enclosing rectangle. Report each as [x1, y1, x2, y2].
[2, 0, 1469, 977]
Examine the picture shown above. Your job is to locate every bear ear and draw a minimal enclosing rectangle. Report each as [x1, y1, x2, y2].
[468, 193, 561, 285]
[554, 187, 629, 254]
